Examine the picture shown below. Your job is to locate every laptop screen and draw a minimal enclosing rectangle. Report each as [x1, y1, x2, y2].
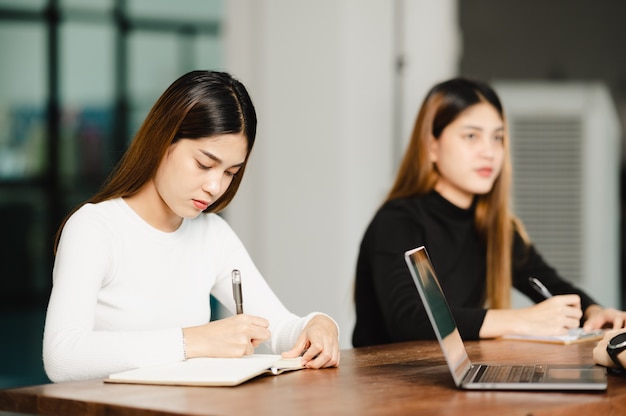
[404, 246, 473, 386]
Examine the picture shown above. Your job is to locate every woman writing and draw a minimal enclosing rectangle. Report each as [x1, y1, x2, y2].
[43, 70, 340, 382]
[352, 77, 626, 347]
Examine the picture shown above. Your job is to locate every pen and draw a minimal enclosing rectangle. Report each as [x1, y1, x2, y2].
[528, 276, 553, 299]
[232, 269, 244, 314]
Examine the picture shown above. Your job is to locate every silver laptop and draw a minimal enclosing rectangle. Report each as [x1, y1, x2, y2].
[404, 246, 607, 391]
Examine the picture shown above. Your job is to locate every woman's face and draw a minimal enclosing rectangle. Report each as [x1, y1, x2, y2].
[154, 133, 248, 220]
[429, 102, 504, 208]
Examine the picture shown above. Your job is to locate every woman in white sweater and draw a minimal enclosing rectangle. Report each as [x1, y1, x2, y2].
[43, 70, 340, 382]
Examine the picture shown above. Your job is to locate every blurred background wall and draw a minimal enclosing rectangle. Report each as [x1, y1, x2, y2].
[0, 0, 623, 388]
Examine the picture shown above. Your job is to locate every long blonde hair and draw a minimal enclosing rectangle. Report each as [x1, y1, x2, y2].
[388, 78, 528, 309]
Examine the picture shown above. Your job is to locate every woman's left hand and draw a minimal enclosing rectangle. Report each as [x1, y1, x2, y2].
[281, 314, 340, 369]
[583, 305, 626, 331]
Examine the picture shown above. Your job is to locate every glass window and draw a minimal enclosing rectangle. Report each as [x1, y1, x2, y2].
[127, 32, 183, 140]
[60, 0, 113, 12]
[0, 0, 46, 10]
[0, 22, 46, 180]
[127, 0, 223, 21]
[0, 20, 48, 301]
[195, 33, 223, 71]
[59, 21, 115, 192]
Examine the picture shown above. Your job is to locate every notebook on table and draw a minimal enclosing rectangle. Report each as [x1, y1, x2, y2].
[104, 354, 304, 387]
[403, 246, 607, 391]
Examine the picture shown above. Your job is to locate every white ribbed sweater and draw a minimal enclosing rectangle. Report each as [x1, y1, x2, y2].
[43, 198, 318, 382]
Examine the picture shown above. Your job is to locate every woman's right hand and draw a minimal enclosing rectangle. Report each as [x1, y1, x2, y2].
[481, 294, 582, 338]
[517, 294, 583, 336]
[182, 314, 271, 359]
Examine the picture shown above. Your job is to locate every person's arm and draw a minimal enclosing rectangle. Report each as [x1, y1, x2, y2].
[511, 233, 626, 331]
[593, 329, 626, 369]
[206, 215, 340, 368]
[583, 305, 626, 331]
[281, 314, 341, 368]
[480, 294, 583, 338]
[43, 206, 184, 382]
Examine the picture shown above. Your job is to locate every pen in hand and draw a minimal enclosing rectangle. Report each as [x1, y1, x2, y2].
[528, 276, 595, 336]
[232, 269, 244, 314]
[528, 276, 553, 299]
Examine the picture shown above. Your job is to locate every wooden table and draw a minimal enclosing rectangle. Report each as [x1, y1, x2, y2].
[1, 339, 626, 415]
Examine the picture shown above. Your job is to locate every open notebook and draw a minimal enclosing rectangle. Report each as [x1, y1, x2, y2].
[105, 354, 304, 387]
[502, 327, 605, 344]
[404, 246, 607, 391]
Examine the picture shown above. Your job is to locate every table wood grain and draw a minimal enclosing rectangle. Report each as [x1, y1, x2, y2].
[2, 339, 626, 416]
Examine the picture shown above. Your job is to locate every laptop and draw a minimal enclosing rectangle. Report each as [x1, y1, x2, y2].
[404, 246, 607, 391]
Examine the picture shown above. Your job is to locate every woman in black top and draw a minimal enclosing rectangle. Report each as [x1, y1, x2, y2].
[352, 78, 626, 347]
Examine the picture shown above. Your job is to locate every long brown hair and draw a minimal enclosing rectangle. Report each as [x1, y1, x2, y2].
[54, 70, 257, 253]
[388, 78, 527, 309]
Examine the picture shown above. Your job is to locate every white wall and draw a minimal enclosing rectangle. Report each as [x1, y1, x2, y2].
[223, 0, 460, 348]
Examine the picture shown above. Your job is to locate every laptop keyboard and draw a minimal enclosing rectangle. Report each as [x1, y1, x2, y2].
[474, 364, 546, 383]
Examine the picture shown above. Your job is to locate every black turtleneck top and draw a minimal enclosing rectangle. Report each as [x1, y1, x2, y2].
[352, 190, 598, 348]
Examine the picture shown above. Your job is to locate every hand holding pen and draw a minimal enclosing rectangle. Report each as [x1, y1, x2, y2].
[181, 269, 268, 358]
[526, 276, 583, 333]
